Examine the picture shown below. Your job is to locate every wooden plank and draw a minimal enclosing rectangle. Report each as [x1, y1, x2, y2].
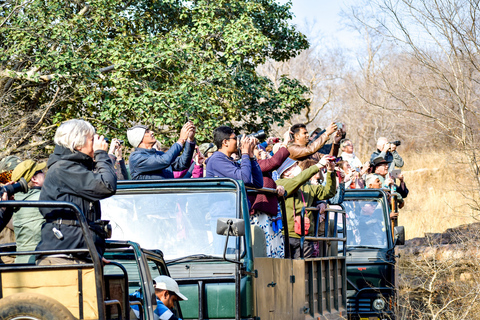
[273, 258, 294, 319]
[254, 258, 275, 320]
[292, 260, 306, 320]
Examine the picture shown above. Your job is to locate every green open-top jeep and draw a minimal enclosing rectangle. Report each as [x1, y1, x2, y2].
[101, 178, 348, 320]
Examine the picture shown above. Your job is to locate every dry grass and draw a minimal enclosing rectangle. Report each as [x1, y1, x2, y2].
[396, 151, 479, 240]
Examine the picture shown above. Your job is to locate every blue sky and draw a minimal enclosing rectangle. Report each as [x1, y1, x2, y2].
[278, 0, 362, 50]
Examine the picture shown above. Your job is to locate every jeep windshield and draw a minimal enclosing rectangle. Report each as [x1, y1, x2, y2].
[341, 199, 389, 249]
[100, 191, 238, 261]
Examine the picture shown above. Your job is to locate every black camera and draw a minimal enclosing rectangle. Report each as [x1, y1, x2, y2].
[238, 130, 267, 141]
[91, 219, 112, 239]
[389, 141, 401, 146]
[104, 138, 123, 145]
[0, 177, 28, 197]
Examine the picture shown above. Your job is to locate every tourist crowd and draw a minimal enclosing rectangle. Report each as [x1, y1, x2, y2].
[0, 118, 407, 262]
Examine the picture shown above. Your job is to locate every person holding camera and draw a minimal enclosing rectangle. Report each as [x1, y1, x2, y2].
[128, 121, 196, 180]
[108, 138, 129, 180]
[35, 119, 117, 265]
[205, 126, 263, 188]
[275, 155, 337, 258]
[9, 160, 46, 263]
[370, 137, 404, 171]
[287, 123, 339, 161]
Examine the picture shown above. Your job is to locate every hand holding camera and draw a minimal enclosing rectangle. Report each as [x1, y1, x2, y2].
[317, 155, 335, 168]
[108, 138, 123, 159]
[283, 129, 293, 145]
[325, 122, 338, 136]
[194, 147, 206, 166]
[1, 179, 27, 199]
[93, 134, 109, 152]
[179, 121, 194, 143]
[187, 121, 196, 142]
[240, 135, 250, 155]
[382, 140, 401, 152]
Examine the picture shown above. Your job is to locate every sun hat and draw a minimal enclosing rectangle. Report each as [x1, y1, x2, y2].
[370, 156, 391, 168]
[276, 157, 297, 177]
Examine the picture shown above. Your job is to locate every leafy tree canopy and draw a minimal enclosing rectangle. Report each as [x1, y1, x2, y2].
[0, 0, 309, 157]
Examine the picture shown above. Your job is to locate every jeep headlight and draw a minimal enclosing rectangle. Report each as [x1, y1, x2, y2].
[372, 298, 385, 311]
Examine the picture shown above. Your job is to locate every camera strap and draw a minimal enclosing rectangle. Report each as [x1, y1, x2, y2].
[47, 219, 81, 227]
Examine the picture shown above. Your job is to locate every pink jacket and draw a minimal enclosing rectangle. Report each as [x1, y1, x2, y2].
[173, 161, 204, 178]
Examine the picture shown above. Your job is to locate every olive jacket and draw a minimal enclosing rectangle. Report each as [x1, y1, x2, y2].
[276, 166, 337, 239]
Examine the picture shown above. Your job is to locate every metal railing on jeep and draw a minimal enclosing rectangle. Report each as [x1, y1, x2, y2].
[0, 201, 110, 319]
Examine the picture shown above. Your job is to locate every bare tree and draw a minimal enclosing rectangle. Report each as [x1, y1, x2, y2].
[347, 0, 480, 201]
[257, 36, 346, 135]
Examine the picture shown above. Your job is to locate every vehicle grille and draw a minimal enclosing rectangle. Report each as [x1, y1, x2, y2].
[347, 298, 371, 312]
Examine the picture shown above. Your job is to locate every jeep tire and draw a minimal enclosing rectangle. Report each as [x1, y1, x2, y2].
[0, 292, 76, 320]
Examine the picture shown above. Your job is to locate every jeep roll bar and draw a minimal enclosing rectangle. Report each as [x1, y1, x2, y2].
[0, 201, 106, 318]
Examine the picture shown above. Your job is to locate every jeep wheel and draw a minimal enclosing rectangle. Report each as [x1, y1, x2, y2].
[0, 292, 75, 320]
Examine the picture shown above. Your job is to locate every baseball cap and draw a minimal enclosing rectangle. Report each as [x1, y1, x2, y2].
[127, 125, 149, 148]
[11, 160, 46, 183]
[153, 275, 188, 301]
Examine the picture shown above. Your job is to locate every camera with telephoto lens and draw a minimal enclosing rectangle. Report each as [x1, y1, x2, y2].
[0, 177, 28, 197]
[389, 140, 401, 146]
[237, 130, 267, 141]
[91, 219, 112, 239]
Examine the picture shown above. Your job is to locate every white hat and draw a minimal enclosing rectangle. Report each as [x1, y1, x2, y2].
[127, 125, 148, 148]
[153, 275, 188, 301]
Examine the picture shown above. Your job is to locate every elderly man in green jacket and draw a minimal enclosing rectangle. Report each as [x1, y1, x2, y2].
[276, 156, 337, 258]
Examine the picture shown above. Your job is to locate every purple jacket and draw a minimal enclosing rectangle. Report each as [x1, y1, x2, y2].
[205, 152, 263, 188]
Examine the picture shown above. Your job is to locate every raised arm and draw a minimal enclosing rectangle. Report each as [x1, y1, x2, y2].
[257, 146, 290, 172]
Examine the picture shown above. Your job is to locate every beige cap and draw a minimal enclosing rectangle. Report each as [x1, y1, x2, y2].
[11, 160, 46, 182]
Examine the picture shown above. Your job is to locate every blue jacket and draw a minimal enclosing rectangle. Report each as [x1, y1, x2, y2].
[205, 152, 263, 188]
[129, 141, 195, 180]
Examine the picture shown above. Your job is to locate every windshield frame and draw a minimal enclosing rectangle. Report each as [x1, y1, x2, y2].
[342, 189, 394, 250]
[101, 178, 250, 263]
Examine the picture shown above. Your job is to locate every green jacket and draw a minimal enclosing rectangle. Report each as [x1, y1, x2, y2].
[13, 187, 45, 263]
[276, 166, 337, 239]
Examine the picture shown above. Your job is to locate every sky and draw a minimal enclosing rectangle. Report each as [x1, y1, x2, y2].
[278, 0, 362, 51]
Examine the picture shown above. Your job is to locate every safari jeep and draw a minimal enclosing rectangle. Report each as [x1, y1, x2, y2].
[340, 189, 405, 320]
[0, 200, 177, 320]
[101, 178, 348, 320]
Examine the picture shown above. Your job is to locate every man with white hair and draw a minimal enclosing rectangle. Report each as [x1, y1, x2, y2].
[369, 137, 404, 171]
[339, 139, 363, 171]
[128, 121, 196, 180]
[36, 119, 117, 264]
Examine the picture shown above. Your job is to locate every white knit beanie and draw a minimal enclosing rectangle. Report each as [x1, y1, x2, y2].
[127, 125, 148, 148]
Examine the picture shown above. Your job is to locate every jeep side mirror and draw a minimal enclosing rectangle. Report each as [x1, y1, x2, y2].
[394, 226, 405, 246]
[216, 218, 244, 265]
[216, 218, 245, 237]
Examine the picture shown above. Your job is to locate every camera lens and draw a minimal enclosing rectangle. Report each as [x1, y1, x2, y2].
[251, 130, 266, 140]
[1, 177, 28, 197]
